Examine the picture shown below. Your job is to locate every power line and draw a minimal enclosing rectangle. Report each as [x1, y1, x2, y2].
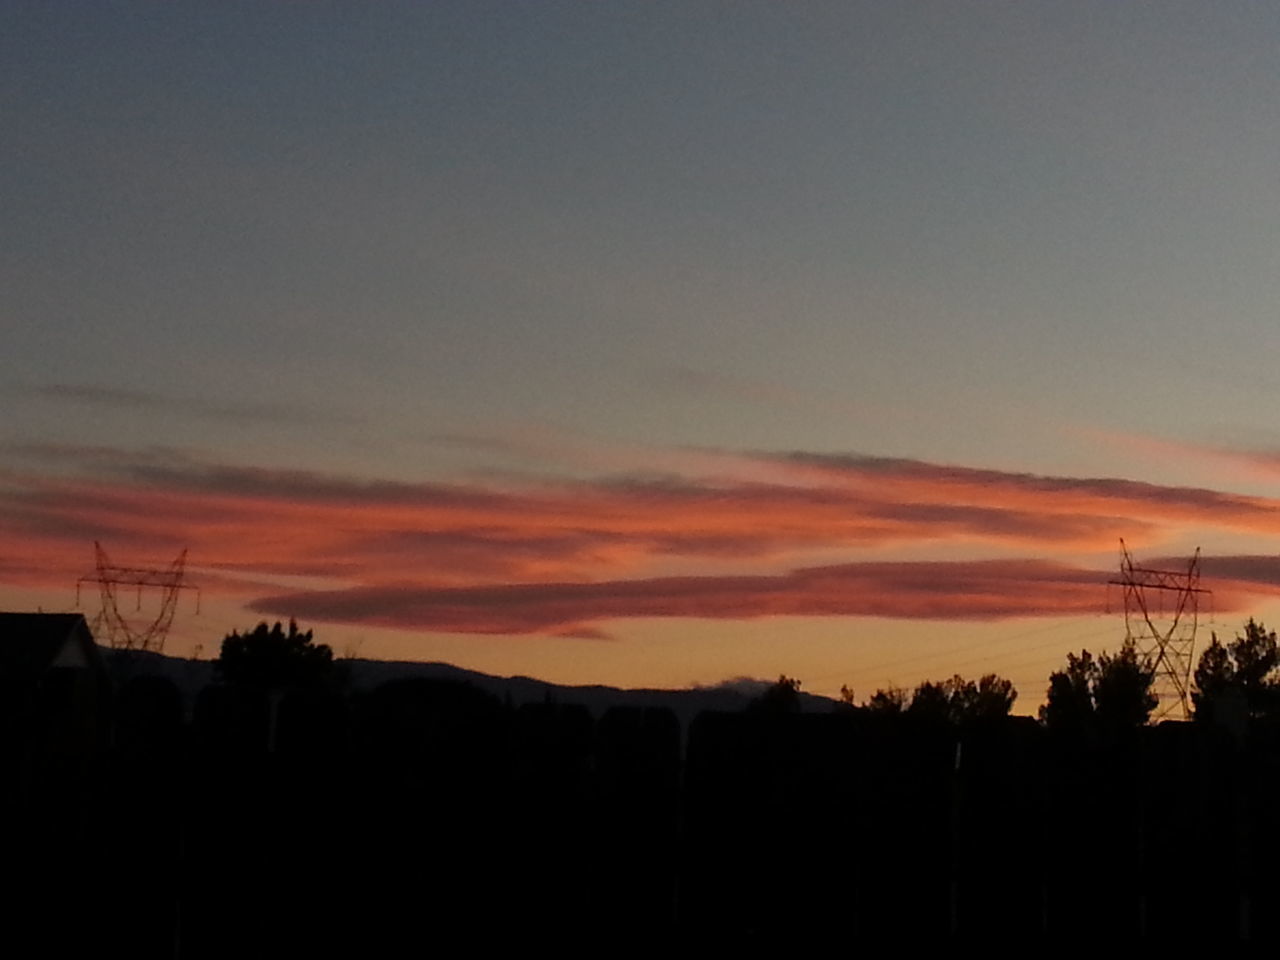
[813, 614, 1106, 683]
[824, 618, 1120, 693]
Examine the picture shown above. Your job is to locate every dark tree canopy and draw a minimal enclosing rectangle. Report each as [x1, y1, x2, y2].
[963, 673, 1019, 720]
[1193, 619, 1280, 724]
[1040, 641, 1156, 733]
[906, 679, 953, 723]
[869, 673, 1016, 724]
[216, 620, 334, 691]
[1039, 650, 1095, 733]
[747, 675, 803, 714]
[863, 685, 908, 716]
[1093, 643, 1158, 731]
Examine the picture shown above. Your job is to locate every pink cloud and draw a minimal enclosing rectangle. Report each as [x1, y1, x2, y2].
[249, 558, 1117, 634]
[6, 443, 1280, 638]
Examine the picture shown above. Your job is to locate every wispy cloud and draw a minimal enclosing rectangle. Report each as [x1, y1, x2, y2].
[769, 451, 1280, 534]
[1075, 427, 1280, 486]
[1189, 445, 1280, 482]
[6, 442, 1280, 637]
[249, 558, 1118, 636]
[1175, 555, 1280, 589]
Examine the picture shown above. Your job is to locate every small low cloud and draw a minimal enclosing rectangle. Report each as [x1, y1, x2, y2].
[692, 677, 776, 697]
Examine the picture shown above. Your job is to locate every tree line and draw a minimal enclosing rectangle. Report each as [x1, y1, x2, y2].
[746, 618, 1280, 732]
[215, 616, 1280, 731]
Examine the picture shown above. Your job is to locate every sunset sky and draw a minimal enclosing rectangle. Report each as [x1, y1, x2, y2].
[6, 3, 1280, 710]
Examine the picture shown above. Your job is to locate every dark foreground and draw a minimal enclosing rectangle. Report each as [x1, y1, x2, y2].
[4, 666, 1276, 955]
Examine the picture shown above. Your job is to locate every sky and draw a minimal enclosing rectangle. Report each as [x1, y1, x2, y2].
[5, 2, 1280, 712]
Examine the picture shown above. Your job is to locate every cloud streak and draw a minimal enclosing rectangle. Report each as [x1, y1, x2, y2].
[6, 443, 1280, 636]
[770, 451, 1280, 534]
[250, 559, 1117, 636]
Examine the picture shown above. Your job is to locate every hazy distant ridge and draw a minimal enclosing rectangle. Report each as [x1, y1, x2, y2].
[100, 646, 838, 727]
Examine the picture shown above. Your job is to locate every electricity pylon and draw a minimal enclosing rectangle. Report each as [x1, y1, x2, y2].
[76, 541, 199, 653]
[1108, 540, 1209, 721]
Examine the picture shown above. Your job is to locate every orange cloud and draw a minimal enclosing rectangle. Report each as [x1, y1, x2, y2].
[6, 444, 1280, 637]
[250, 559, 1116, 635]
[769, 452, 1280, 537]
[245, 555, 1279, 637]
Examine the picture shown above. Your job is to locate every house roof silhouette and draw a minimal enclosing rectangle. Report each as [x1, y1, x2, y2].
[0, 612, 103, 680]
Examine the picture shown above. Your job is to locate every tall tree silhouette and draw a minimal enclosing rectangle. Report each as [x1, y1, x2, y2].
[1040, 650, 1096, 733]
[1093, 643, 1157, 731]
[1193, 618, 1280, 723]
[1040, 641, 1156, 733]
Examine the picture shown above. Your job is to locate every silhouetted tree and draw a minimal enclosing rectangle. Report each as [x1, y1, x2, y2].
[748, 675, 802, 714]
[965, 674, 1018, 719]
[1193, 619, 1280, 723]
[1193, 636, 1233, 708]
[216, 620, 333, 691]
[1040, 641, 1156, 733]
[907, 679, 953, 723]
[902, 674, 1017, 724]
[863, 685, 907, 715]
[1039, 650, 1096, 733]
[1093, 643, 1157, 731]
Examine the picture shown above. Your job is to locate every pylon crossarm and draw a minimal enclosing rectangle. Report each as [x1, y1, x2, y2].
[76, 543, 195, 653]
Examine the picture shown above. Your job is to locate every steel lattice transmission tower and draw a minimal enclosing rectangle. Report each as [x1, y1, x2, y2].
[1108, 540, 1209, 722]
[76, 541, 199, 653]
